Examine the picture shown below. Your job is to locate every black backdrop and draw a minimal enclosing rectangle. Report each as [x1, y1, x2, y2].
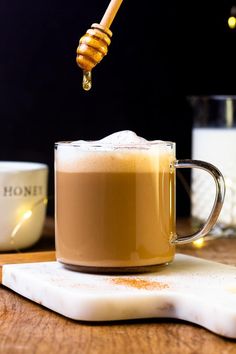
[0, 0, 235, 216]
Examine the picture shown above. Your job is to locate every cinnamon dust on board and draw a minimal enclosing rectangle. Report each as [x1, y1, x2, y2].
[111, 278, 169, 290]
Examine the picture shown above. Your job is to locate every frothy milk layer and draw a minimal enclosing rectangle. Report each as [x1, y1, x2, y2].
[55, 131, 175, 173]
[99, 130, 148, 145]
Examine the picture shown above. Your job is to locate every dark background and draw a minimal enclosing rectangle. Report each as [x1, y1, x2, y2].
[0, 0, 235, 216]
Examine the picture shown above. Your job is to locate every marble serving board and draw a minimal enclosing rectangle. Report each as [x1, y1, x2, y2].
[2, 254, 236, 339]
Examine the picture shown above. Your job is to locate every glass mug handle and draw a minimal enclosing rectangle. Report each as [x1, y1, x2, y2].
[173, 159, 226, 245]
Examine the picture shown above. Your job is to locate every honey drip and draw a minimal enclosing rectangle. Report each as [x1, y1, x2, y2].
[82, 70, 92, 91]
[77, 24, 112, 91]
[76, 0, 124, 90]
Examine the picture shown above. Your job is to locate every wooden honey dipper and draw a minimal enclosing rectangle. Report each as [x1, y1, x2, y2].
[76, 0, 123, 90]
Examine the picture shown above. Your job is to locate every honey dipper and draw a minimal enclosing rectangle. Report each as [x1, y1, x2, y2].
[76, 0, 123, 90]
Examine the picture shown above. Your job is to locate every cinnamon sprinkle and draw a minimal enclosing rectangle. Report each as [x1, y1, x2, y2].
[111, 277, 169, 290]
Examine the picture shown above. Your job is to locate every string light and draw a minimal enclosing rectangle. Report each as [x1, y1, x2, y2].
[11, 197, 48, 242]
[228, 16, 236, 29]
[22, 210, 33, 220]
[193, 237, 205, 248]
[228, 6, 236, 29]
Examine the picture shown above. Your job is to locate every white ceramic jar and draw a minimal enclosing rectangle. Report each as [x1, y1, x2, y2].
[0, 161, 48, 250]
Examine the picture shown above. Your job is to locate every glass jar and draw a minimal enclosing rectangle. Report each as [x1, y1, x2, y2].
[189, 95, 236, 236]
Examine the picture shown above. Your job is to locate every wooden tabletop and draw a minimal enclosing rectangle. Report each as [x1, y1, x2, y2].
[1, 218, 236, 354]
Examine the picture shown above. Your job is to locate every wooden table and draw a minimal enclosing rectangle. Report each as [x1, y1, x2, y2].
[0, 218, 236, 354]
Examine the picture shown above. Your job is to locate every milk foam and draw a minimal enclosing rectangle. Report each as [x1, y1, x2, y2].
[55, 131, 175, 172]
[99, 130, 148, 145]
[70, 130, 148, 148]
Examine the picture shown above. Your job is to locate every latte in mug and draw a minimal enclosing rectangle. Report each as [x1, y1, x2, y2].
[55, 131, 225, 273]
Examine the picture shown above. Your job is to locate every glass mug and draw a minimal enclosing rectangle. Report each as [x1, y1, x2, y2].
[55, 137, 225, 273]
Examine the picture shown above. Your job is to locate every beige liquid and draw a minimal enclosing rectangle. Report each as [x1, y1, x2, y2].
[55, 152, 176, 270]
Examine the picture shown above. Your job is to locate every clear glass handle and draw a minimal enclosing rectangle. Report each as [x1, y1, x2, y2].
[173, 159, 225, 245]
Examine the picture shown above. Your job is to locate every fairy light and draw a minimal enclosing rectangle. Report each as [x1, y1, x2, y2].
[228, 6, 236, 29]
[22, 210, 33, 220]
[10, 197, 48, 242]
[193, 237, 205, 248]
[11, 210, 33, 239]
[228, 16, 236, 29]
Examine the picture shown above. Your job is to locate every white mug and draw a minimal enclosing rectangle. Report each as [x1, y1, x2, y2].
[0, 162, 48, 251]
